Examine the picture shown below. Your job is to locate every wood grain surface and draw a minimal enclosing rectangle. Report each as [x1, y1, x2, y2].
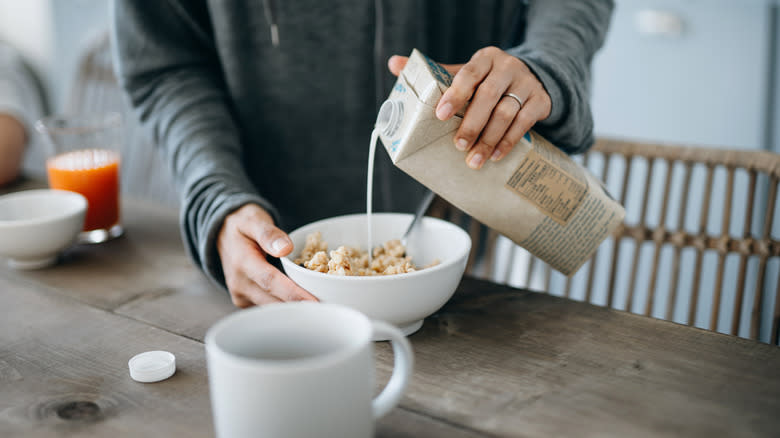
[375, 278, 780, 437]
[0, 273, 214, 437]
[0, 264, 476, 437]
[1, 189, 778, 437]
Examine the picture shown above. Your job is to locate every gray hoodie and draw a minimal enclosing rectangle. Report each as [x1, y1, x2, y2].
[112, 0, 614, 288]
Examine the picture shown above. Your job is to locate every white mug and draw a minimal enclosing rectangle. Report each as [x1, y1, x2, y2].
[205, 302, 414, 438]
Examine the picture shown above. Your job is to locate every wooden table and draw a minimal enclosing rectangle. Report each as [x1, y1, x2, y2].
[1, 182, 779, 437]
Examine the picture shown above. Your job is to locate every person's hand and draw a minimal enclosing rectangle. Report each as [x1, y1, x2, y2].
[0, 114, 27, 186]
[217, 203, 318, 307]
[388, 46, 551, 169]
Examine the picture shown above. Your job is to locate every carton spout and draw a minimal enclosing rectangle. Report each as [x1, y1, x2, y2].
[376, 99, 404, 137]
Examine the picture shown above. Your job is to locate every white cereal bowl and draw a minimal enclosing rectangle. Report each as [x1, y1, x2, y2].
[281, 213, 471, 339]
[0, 189, 87, 269]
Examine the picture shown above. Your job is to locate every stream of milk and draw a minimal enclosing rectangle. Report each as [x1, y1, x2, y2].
[366, 128, 379, 262]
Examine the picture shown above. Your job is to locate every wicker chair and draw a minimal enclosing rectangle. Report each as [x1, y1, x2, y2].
[65, 31, 178, 205]
[429, 138, 780, 346]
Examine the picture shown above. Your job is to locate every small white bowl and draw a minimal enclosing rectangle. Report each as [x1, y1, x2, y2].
[281, 213, 471, 338]
[0, 189, 87, 269]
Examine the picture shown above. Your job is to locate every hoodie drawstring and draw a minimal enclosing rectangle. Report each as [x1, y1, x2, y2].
[263, 0, 279, 47]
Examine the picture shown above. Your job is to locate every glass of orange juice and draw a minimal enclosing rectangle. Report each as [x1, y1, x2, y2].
[36, 113, 123, 244]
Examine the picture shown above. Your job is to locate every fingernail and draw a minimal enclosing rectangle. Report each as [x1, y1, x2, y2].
[272, 237, 290, 254]
[436, 102, 453, 120]
[468, 153, 483, 169]
[490, 149, 502, 161]
[455, 138, 469, 151]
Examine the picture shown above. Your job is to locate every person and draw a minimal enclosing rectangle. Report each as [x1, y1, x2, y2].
[112, 0, 614, 307]
[0, 42, 47, 186]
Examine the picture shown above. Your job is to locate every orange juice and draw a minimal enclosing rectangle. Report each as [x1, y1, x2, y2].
[47, 149, 120, 231]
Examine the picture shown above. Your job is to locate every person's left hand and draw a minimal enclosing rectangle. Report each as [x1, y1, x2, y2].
[388, 46, 551, 169]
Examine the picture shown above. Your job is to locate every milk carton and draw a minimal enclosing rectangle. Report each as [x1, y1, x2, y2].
[376, 49, 625, 276]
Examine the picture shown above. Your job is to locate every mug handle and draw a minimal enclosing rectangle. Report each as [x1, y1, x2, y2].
[371, 320, 414, 420]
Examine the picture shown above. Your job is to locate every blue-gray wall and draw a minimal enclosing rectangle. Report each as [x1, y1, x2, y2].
[48, 0, 111, 112]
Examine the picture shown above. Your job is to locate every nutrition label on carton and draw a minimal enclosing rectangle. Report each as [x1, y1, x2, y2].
[505, 149, 588, 225]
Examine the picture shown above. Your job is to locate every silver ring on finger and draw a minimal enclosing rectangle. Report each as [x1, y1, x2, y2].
[502, 92, 524, 109]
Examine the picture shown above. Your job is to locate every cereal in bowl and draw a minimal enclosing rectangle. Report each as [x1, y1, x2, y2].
[293, 231, 436, 276]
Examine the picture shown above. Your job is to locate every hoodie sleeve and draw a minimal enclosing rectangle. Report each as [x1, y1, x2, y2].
[506, 0, 614, 154]
[111, 0, 280, 289]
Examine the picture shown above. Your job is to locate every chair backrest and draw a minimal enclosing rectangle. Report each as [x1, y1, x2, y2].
[428, 138, 780, 346]
[65, 31, 179, 205]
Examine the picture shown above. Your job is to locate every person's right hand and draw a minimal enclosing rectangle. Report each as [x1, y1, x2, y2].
[217, 203, 318, 307]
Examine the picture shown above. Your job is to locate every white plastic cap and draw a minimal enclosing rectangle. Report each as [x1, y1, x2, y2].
[128, 351, 176, 383]
[376, 99, 404, 137]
